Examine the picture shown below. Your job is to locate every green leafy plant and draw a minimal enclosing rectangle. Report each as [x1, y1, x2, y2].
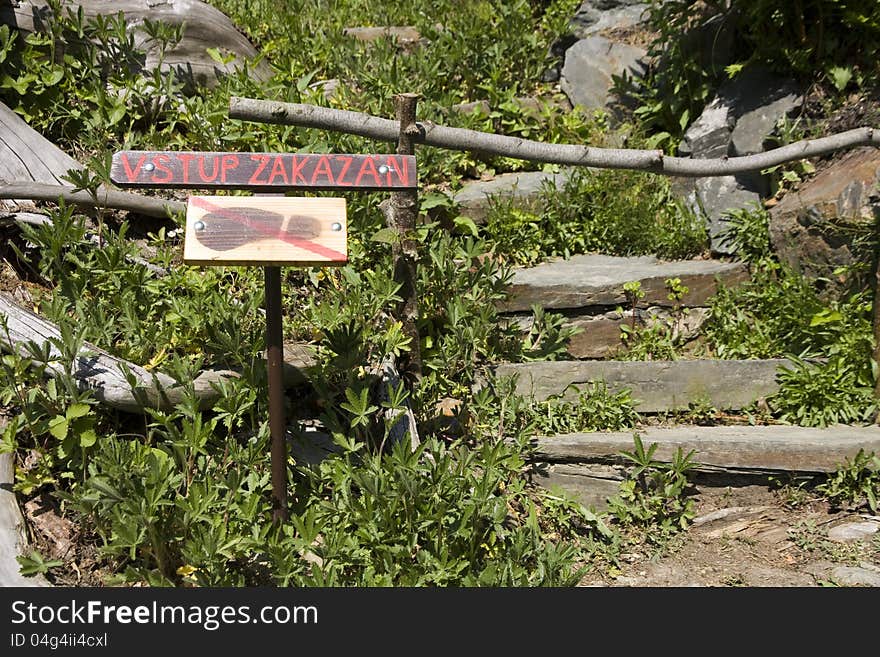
[817, 449, 879, 512]
[16, 550, 64, 577]
[620, 277, 692, 361]
[607, 435, 697, 544]
[483, 168, 706, 267]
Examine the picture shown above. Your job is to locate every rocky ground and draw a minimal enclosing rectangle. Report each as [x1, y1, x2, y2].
[578, 483, 880, 587]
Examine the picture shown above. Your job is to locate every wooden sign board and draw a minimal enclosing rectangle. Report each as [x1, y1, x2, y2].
[183, 196, 347, 266]
[111, 150, 417, 190]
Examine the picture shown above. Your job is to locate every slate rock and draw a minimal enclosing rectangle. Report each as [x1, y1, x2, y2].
[827, 521, 879, 543]
[560, 36, 646, 111]
[569, 0, 649, 39]
[831, 565, 880, 587]
[453, 170, 571, 224]
[717, 67, 803, 156]
[676, 66, 803, 255]
[685, 175, 764, 255]
[769, 148, 880, 282]
[679, 96, 734, 159]
[500, 253, 748, 312]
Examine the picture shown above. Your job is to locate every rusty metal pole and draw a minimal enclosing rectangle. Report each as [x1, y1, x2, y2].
[264, 265, 288, 522]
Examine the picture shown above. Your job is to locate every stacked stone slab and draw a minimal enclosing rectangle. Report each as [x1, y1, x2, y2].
[769, 147, 880, 285]
[499, 253, 748, 359]
[559, 0, 651, 113]
[676, 66, 803, 254]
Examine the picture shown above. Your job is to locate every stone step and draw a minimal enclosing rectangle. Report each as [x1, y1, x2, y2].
[453, 170, 570, 224]
[535, 424, 880, 474]
[493, 358, 789, 412]
[500, 253, 748, 313]
[504, 306, 710, 359]
[531, 424, 880, 509]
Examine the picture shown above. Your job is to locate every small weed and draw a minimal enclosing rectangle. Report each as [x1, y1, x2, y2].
[817, 449, 879, 512]
[607, 435, 697, 545]
[770, 475, 820, 510]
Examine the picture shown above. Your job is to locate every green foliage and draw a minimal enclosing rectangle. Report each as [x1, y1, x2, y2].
[623, 0, 880, 151]
[618, 277, 693, 361]
[530, 382, 640, 435]
[16, 204, 265, 371]
[272, 436, 594, 586]
[705, 205, 877, 426]
[0, 0, 186, 153]
[64, 396, 599, 586]
[8, 0, 878, 588]
[607, 435, 696, 543]
[16, 550, 64, 577]
[817, 449, 879, 512]
[483, 168, 707, 267]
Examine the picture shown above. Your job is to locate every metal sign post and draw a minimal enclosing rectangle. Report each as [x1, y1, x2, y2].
[111, 150, 417, 523]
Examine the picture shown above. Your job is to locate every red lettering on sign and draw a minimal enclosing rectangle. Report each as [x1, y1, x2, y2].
[120, 153, 146, 182]
[385, 156, 409, 187]
[354, 156, 382, 187]
[221, 155, 239, 183]
[151, 154, 173, 184]
[311, 156, 334, 185]
[267, 156, 289, 185]
[177, 153, 195, 184]
[248, 155, 270, 185]
[290, 156, 310, 185]
[198, 156, 219, 183]
[334, 155, 353, 186]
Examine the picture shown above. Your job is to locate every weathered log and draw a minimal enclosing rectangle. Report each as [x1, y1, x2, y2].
[0, 293, 316, 412]
[0, 182, 185, 219]
[0, 100, 184, 219]
[1, 1, 271, 88]
[0, 102, 80, 186]
[229, 97, 880, 177]
[0, 450, 51, 587]
[0, 292, 237, 412]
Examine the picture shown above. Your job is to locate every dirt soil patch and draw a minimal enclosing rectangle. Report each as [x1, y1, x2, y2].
[579, 482, 880, 587]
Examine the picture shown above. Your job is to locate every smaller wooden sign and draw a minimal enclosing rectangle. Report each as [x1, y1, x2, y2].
[111, 151, 417, 190]
[183, 196, 347, 266]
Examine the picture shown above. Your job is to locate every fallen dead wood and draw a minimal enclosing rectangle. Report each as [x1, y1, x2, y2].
[0, 293, 235, 412]
[0, 294, 315, 413]
[0, 182, 185, 219]
[229, 97, 879, 177]
[1, 100, 184, 219]
[0, 450, 51, 587]
[1, 1, 271, 88]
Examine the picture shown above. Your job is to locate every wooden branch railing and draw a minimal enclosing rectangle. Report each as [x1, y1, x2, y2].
[229, 96, 879, 177]
[0, 182, 185, 219]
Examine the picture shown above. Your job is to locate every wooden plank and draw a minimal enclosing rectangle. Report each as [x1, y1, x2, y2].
[491, 358, 792, 412]
[0, 293, 316, 412]
[111, 151, 417, 190]
[183, 196, 347, 266]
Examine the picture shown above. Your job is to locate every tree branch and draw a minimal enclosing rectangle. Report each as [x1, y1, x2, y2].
[0, 182, 185, 218]
[229, 96, 879, 177]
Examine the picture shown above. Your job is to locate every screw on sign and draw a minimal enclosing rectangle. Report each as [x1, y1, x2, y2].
[111, 150, 417, 522]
